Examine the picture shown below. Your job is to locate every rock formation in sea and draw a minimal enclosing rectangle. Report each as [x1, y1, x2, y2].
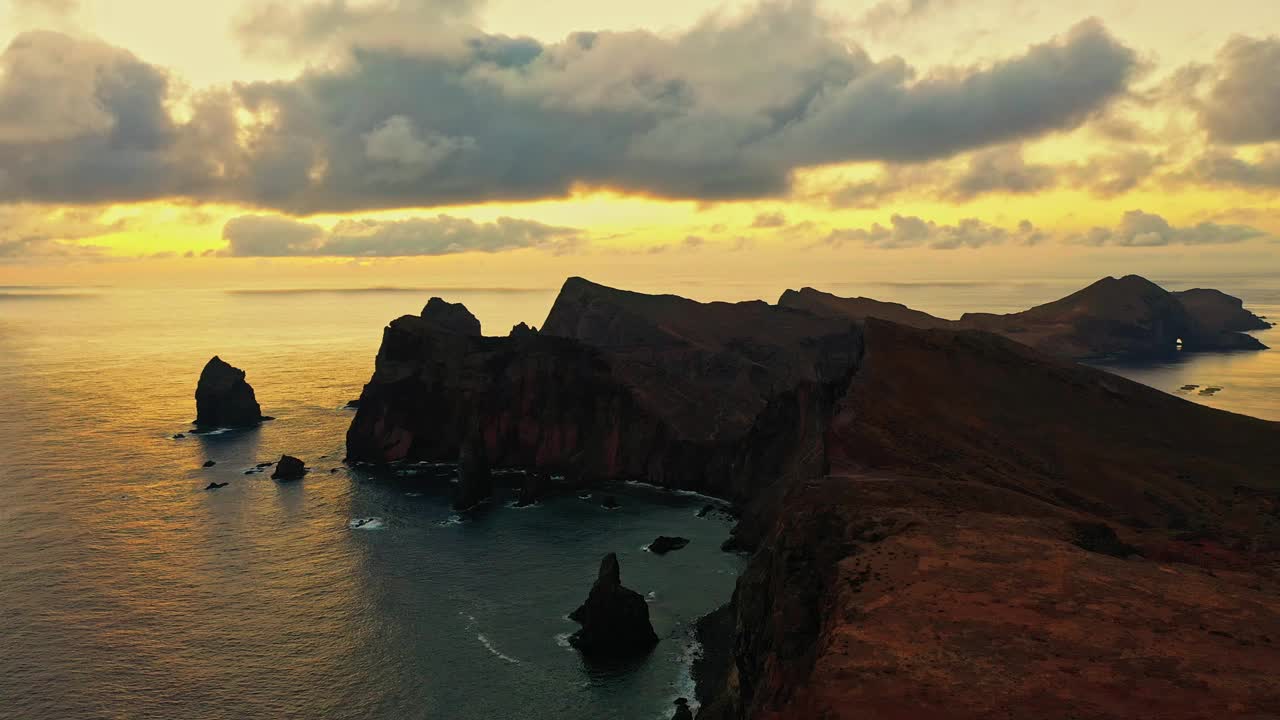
[194, 356, 267, 428]
[515, 472, 547, 507]
[271, 455, 306, 481]
[568, 553, 658, 658]
[345, 277, 1280, 719]
[454, 430, 492, 510]
[648, 536, 690, 554]
[204, 482, 228, 490]
[202, 460, 216, 468]
[671, 698, 693, 720]
[781, 274, 1270, 359]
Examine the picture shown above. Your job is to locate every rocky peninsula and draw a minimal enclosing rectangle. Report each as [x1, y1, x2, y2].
[345, 276, 1280, 719]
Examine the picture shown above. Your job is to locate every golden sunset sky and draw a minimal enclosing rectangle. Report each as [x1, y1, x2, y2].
[1, 0, 1278, 291]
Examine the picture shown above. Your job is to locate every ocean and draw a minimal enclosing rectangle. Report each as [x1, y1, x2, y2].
[1, 275, 1276, 719]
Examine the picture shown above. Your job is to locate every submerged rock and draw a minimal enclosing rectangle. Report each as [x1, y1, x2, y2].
[205, 482, 228, 490]
[202, 460, 216, 468]
[568, 553, 658, 658]
[648, 536, 690, 554]
[172, 433, 186, 440]
[195, 356, 266, 428]
[271, 455, 306, 481]
[454, 432, 491, 510]
[601, 495, 620, 510]
[671, 698, 693, 720]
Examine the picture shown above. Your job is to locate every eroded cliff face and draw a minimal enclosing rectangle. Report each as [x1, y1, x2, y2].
[346, 282, 863, 503]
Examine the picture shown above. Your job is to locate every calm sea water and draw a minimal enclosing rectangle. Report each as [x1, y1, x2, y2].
[1, 276, 1276, 720]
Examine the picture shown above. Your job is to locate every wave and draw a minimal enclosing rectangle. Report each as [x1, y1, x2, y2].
[623, 479, 727, 504]
[668, 630, 704, 717]
[438, 514, 464, 527]
[476, 634, 521, 664]
[554, 632, 573, 649]
[348, 517, 385, 530]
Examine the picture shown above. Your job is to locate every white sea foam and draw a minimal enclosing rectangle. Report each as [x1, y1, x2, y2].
[668, 631, 705, 716]
[348, 517, 384, 530]
[476, 634, 521, 664]
[554, 632, 573, 649]
[438, 515, 464, 527]
[623, 479, 725, 504]
[404, 492, 423, 497]
[505, 500, 541, 510]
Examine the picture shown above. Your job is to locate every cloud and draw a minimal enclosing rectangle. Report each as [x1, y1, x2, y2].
[0, 206, 126, 259]
[221, 214, 581, 257]
[827, 146, 1162, 207]
[1066, 210, 1270, 246]
[824, 215, 1044, 250]
[233, 0, 482, 60]
[1193, 37, 1280, 144]
[819, 210, 1270, 251]
[1188, 148, 1280, 189]
[362, 115, 476, 183]
[750, 211, 788, 228]
[0, 8, 1139, 213]
[857, 0, 950, 33]
[0, 31, 240, 204]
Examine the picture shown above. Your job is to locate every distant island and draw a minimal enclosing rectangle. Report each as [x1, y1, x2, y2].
[342, 275, 1280, 719]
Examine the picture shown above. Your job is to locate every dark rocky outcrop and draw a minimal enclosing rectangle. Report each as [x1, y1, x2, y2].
[600, 495, 620, 510]
[515, 472, 547, 507]
[421, 297, 482, 336]
[672, 699, 693, 720]
[195, 356, 267, 428]
[204, 482, 228, 490]
[342, 277, 1280, 719]
[202, 460, 216, 468]
[648, 536, 690, 554]
[346, 277, 862, 505]
[782, 275, 1270, 359]
[344, 399, 360, 409]
[568, 553, 658, 658]
[454, 431, 491, 510]
[271, 455, 306, 481]
[509, 322, 537, 338]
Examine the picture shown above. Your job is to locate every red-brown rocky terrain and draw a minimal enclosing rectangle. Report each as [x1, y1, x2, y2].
[346, 278, 1280, 719]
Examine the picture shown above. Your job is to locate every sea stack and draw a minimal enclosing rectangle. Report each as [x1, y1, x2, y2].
[271, 455, 306, 481]
[195, 356, 265, 428]
[568, 553, 658, 658]
[454, 432, 491, 510]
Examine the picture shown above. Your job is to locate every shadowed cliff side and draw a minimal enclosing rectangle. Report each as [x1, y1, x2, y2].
[699, 319, 1280, 719]
[346, 281, 863, 504]
[781, 275, 1271, 359]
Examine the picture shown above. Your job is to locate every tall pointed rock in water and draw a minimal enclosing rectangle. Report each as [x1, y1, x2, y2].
[568, 553, 658, 658]
[195, 356, 264, 428]
[453, 430, 492, 510]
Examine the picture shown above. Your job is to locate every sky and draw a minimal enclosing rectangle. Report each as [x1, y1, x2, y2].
[1, 0, 1278, 291]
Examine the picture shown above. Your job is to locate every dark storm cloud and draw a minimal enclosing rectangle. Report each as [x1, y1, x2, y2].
[0, 5, 1139, 213]
[750, 212, 788, 228]
[221, 214, 581, 257]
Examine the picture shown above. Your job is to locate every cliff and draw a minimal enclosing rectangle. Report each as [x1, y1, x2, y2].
[346, 279, 1280, 719]
[780, 275, 1270, 359]
[347, 279, 863, 503]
